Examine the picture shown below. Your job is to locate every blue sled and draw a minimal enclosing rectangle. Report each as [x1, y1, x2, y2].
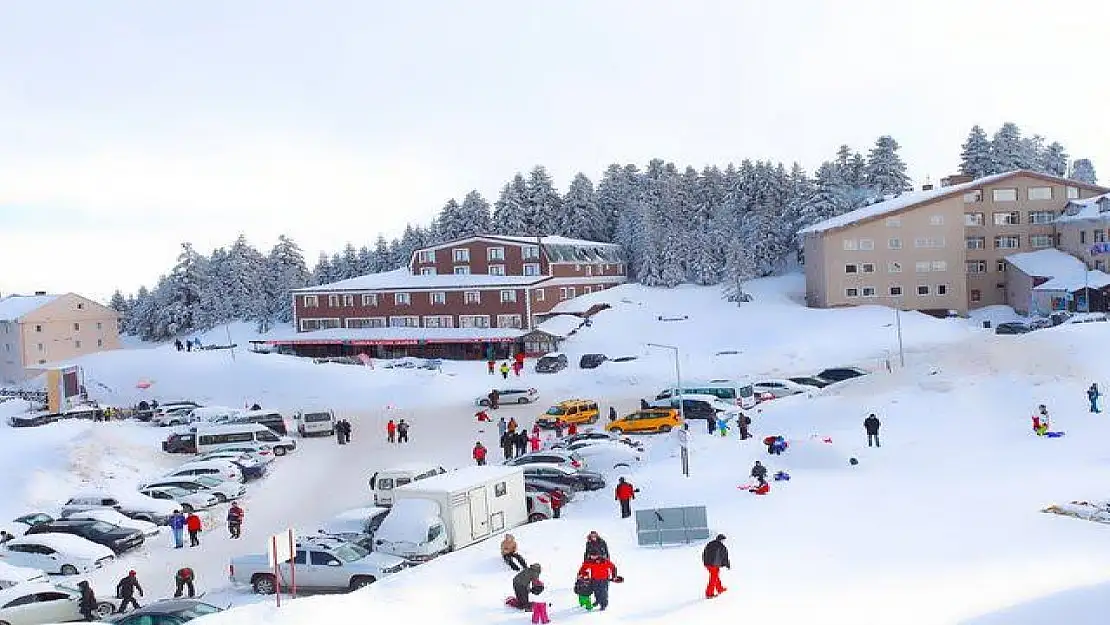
[1045, 431, 1066, 438]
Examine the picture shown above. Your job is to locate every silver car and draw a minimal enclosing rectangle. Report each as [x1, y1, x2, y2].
[231, 539, 408, 594]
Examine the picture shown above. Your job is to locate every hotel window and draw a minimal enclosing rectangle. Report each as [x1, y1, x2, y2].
[362, 294, 378, 306]
[454, 266, 471, 275]
[970, 289, 981, 303]
[497, 314, 523, 329]
[861, 286, 876, 297]
[74, 323, 80, 331]
[844, 264, 858, 274]
[936, 284, 949, 296]
[522, 245, 540, 259]
[966, 237, 985, 250]
[417, 250, 435, 263]
[994, 235, 1020, 249]
[843, 239, 859, 251]
[77, 303, 84, 310]
[1028, 211, 1056, 225]
[389, 316, 420, 328]
[966, 260, 987, 274]
[1030, 234, 1053, 249]
[430, 291, 446, 305]
[487, 247, 505, 261]
[1067, 186, 1080, 199]
[500, 290, 517, 303]
[993, 211, 1020, 225]
[464, 291, 481, 304]
[931, 261, 947, 272]
[489, 265, 506, 276]
[992, 188, 1018, 202]
[96, 322, 102, 330]
[97, 339, 103, 348]
[861, 263, 875, 274]
[394, 292, 411, 305]
[1081, 231, 1087, 244]
[523, 263, 541, 276]
[858, 239, 875, 251]
[459, 315, 491, 329]
[915, 261, 931, 273]
[346, 317, 386, 329]
[560, 287, 577, 300]
[423, 315, 454, 328]
[889, 285, 903, 296]
[887, 261, 902, 273]
[1095, 230, 1108, 243]
[342, 294, 354, 307]
[965, 212, 985, 226]
[964, 190, 983, 203]
[1027, 187, 1053, 201]
[328, 295, 339, 307]
[929, 215, 944, 225]
[844, 288, 859, 298]
[917, 285, 930, 296]
[75, 340, 82, 349]
[996, 260, 1007, 273]
[35, 325, 42, 332]
[453, 248, 470, 263]
[583, 286, 593, 294]
[420, 268, 436, 276]
[534, 289, 545, 302]
[888, 238, 902, 250]
[37, 343, 44, 352]
[885, 217, 901, 227]
[300, 318, 341, 331]
[585, 265, 593, 277]
[914, 237, 946, 248]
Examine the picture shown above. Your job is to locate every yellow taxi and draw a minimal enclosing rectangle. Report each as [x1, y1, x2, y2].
[536, 399, 600, 428]
[605, 408, 682, 434]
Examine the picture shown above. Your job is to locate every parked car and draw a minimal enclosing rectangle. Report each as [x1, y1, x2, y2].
[103, 598, 223, 624]
[476, 388, 539, 407]
[7, 413, 57, 428]
[163, 459, 244, 483]
[578, 354, 607, 369]
[609, 356, 638, 363]
[7, 513, 54, 536]
[140, 476, 245, 504]
[752, 379, 813, 398]
[995, 321, 1031, 335]
[25, 520, 144, 555]
[59, 509, 161, 538]
[0, 561, 49, 589]
[535, 399, 600, 428]
[156, 406, 199, 427]
[525, 480, 579, 501]
[1028, 317, 1054, 330]
[503, 450, 585, 471]
[230, 539, 408, 594]
[317, 507, 390, 551]
[535, 353, 568, 373]
[548, 431, 619, 448]
[564, 437, 644, 454]
[295, 409, 337, 437]
[60, 492, 176, 526]
[1066, 312, 1108, 324]
[521, 465, 606, 491]
[206, 443, 277, 464]
[561, 440, 641, 469]
[648, 395, 737, 421]
[525, 491, 555, 522]
[218, 410, 290, 436]
[136, 486, 218, 512]
[789, 376, 830, 389]
[1, 533, 115, 575]
[193, 451, 268, 480]
[0, 581, 117, 622]
[1049, 310, 1073, 325]
[605, 408, 682, 434]
[814, 367, 869, 383]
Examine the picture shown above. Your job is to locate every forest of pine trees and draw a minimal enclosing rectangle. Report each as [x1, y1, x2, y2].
[111, 123, 1099, 340]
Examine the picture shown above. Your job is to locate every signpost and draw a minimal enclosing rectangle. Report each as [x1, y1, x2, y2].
[266, 529, 297, 606]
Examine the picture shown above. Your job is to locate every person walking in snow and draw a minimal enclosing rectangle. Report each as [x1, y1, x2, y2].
[738, 413, 752, 440]
[77, 581, 98, 621]
[173, 567, 196, 598]
[567, 421, 578, 436]
[702, 534, 730, 598]
[227, 502, 244, 539]
[750, 461, 768, 488]
[501, 431, 515, 460]
[615, 477, 636, 518]
[497, 416, 507, 438]
[386, 419, 396, 444]
[473, 442, 488, 466]
[508, 417, 518, 433]
[185, 339, 192, 352]
[553, 418, 565, 438]
[511, 563, 543, 610]
[185, 512, 202, 547]
[584, 531, 610, 559]
[397, 419, 410, 443]
[488, 390, 500, 410]
[336, 421, 346, 445]
[1033, 404, 1050, 436]
[609, 406, 617, 422]
[577, 552, 619, 611]
[716, 414, 730, 437]
[706, 413, 715, 434]
[515, 430, 528, 456]
[529, 432, 541, 453]
[550, 488, 565, 519]
[169, 510, 186, 549]
[501, 533, 527, 571]
[487, 359, 496, 375]
[864, 413, 882, 447]
[174, 339, 183, 352]
[500, 362, 510, 379]
[1089, 384, 1101, 413]
[115, 570, 143, 613]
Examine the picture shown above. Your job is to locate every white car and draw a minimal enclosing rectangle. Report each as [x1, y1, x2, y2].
[141, 475, 245, 504]
[561, 440, 641, 469]
[476, 388, 540, 407]
[0, 561, 48, 589]
[0, 534, 114, 576]
[155, 405, 200, 427]
[59, 509, 161, 538]
[59, 491, 177, 526]
[0, 581, 117, 623]
[208, 443, 277, 463]
[752, 379, 813, 399]
[164, 459, 244, 483]
[136, 486, 218, 512]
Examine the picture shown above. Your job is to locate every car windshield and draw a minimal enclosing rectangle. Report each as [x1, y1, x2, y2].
[178, 603, 223, 618]
[195, 476, 222, 487]
[545, 407, 564, 416]
[86, 521, 117, 534]
[161, 487, 188, 497]
[333, 543, 368, 562]
[256, 431, 279, 442]
[303, 413, 332, 422]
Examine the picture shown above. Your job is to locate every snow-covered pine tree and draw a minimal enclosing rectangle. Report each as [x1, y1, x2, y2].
[260, 234, 310, 327]
[559, 173, 600, 240]
[396, 225, 429, 269]
[125, 286, 154, 337]
[865, 136, 911, 196]
[1022, 134, 1046, 171]
[356, 246, 374, 275]
[959, 125, 994, 178]
[796, 162, 851, 229]
[595, 164, 637, 243]
[459, 190, 492, 236]
[491, 176, 529, 235]
[338, 243, 361, 280]
[1041, 142, 1069, 177]
[685, 169, 722, 285]
[371, 235, 391, 273]
[1070, 159, 1099, 185]
[311, 252, 334, 286]
[435, 199, 468, 242]
[990, 122, 1026, 172]
[162, 243, 207, 338]
[109, 290, 129, 317]
[524, 165, 562, 235]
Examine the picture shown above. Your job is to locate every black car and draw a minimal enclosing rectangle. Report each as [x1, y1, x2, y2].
[579, 353, 608, 369]
[648, 397, 720, 421]
[105, 599, 223, 624]
[995, 321, 1032, 335]
[522, 465, 606, 491]
[815, 367, 868, 383]
[789, 376, 830, 389]
[535, 353, 568, 373]
[26, 519, 145, 553]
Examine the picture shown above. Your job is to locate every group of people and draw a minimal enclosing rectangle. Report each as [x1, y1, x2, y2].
[75, 567, 199, 620]
[496, 418, 547, 460]
[488, 353, 527, 379]
[172, 337, 203, 352]
[334, 419, 354, 445]
[168, 502, 246, 548]
[385, 418, 411, 443]
[505, 530, 623, 618]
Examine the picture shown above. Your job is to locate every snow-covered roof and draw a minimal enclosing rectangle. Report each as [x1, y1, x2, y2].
[398, 465, 523, 494]
[533, 314, 585, 338]
[265, 327, 525, 345]
[493, 235, 619, 248]
[1056, 193, 1110, 223]
[9, 532, 114, 559]
[0, 294, 58, 321]
[799, 171, 1036, 235]
[1004, 249, 1086, 278]
[374, 499, 440, 543]
[1034, 270, 1110, 292]
[294, 268, 547, 293]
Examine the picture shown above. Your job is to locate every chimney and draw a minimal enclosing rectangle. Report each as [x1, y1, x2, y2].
[922, 175, 934, 191]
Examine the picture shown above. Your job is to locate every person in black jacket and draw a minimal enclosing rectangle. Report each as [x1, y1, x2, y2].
[583, 530, 610, 560]
[173, 567, 196, 598]
[750, 461, 768, 487]
[514, 430, 528, 456]
[77, 581, 98, 621]
[702, 534, 730, 598]
[864, 413, 881, 447]
[500, 431, 514, 460]
[511, 563, 542, 610]
[115, 570, 143, 612]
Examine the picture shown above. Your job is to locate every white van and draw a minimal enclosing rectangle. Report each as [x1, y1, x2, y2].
[656, 379, 757, 409]
[369, 464, 447, 506]
[295, 409, 337, 437]
[194, 423, 297, 456]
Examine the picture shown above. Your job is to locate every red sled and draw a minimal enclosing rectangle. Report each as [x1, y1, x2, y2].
[749, 484, 770, 495]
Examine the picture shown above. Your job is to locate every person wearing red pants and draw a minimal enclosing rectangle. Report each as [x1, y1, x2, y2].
[701, 534, 730, 598]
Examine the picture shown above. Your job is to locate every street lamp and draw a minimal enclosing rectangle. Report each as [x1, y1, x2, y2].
[646, 343, 689, 477]
[888, 296, 905, 368]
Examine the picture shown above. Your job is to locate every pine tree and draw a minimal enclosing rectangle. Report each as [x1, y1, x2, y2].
[260, 235, 309, 328]
[796, 162, 851, 228]
[990, 122, 1026, 172]
[1022, 134, 1046, 171]
[459, 190, 492, 235]
[338, 243, 361, 280]
[371, 235, 391, 273]
[1070, 159, 1099, 185]
[162, 243, 207, 337]
[109, 290, 128, 315]
[865, 136, 911, 195]
[559, 173, 600, 240]
[959, 125, 993, 178]
[356, 246, 374, 275]
[435, 199, 468, 241]
[595, 164, 636, 243]
[311, 252, 334, 286]
[491, 175, 529, 235]
[524, 166, 562, 235]
[1041, 142, 1069, 177]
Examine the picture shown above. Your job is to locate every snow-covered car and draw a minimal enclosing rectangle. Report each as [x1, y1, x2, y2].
[503, 450, 585, 471]
[206, 443, 277, 464]
[230, 540, 408, 594]
[525, 491, 555, 522]
[649, 395, 739, 421]
[0, 581, 117, 622]
[155, 406, 200, 427]
[317, 507, 390, 551]
[752, 379, 813, 399]
[4, 514, 55, 537]
[0, 533, 114, 575]
[0, 561, 48, 589]
[163, 459, 244, 483]
[60, 492, 177, 526]
[814, 367, 869, 384]
[1066, 312, 1108, 324]
[476, 388, 539, 407]
[142, 475, 245, 504]
[188, 406, 244, 423]
[101, 598, 223, 624]
[561, 440, 641, 469]
[136, 486, 218, 512]
[381, 357, 422, 369]
[59, 509, 161, 538]
[193, 451, 268, 479]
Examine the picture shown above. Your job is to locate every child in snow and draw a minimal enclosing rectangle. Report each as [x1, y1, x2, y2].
[1089, 384, 1101, 413]
[575, 575, 595, 610]
[716, 415, 729, 437]
[1033, 405, 1050, 436]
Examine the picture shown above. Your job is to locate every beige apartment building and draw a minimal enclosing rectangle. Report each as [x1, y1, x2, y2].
[0, 293, 121, 384]
[800, 171, 1108, 315]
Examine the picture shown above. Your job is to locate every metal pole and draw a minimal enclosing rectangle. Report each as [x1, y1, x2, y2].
[894, 301, 905, 368]
[674, 348, 689, 477]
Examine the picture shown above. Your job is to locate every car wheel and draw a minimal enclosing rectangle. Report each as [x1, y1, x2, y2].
[659, 425, 672, 433]
[528, 512, 548, 523]
[349, 575, 376, 590]
[609, 428, 623, 435]
[213, 493, 228, 504]
[517, 397, 529, 404]
[252, 574, 277, 594]
[274, 446, 287, 457]
[95, 602, 116, 617]
[59, 564, 79, 576]
[181, 503, 194, 513]
[478, 399, 490, 407]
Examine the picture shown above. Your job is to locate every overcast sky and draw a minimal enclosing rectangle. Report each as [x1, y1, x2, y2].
[2, 0, 1109, 302]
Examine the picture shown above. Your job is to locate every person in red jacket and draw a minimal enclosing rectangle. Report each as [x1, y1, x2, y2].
[614, 477, 636, 518]
[473, 442, 488, 466]
[577, 552, 619, 611]
[549, 488, 565, 519]
[185, 513, 202, 547]
[386, 419, 397, 444]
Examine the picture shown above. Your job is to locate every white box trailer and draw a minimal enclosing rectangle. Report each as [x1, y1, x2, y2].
[372, 465, 527, 562]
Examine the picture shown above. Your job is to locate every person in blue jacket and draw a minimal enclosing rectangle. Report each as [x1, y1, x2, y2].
[1088, 384, 1101, 413]
[169, 510, 186, 549]
[716, 414, 730, 437]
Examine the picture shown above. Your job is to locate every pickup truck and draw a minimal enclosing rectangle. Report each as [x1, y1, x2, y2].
[229, 537, 409, 594]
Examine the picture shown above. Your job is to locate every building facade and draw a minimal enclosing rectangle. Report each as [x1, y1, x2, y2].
[800, 171, 1108, 315]
[0, 293, 121, 384]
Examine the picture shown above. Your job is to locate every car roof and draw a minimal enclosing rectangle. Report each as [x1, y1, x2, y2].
[0, 581, 67, 600]
[118, 599, 218, 615]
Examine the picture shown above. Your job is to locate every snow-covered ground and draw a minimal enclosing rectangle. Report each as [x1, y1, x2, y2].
[3, 275, 1109, 624]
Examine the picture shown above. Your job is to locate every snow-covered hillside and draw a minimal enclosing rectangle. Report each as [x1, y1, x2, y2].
[3, 276, 1109, 625]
